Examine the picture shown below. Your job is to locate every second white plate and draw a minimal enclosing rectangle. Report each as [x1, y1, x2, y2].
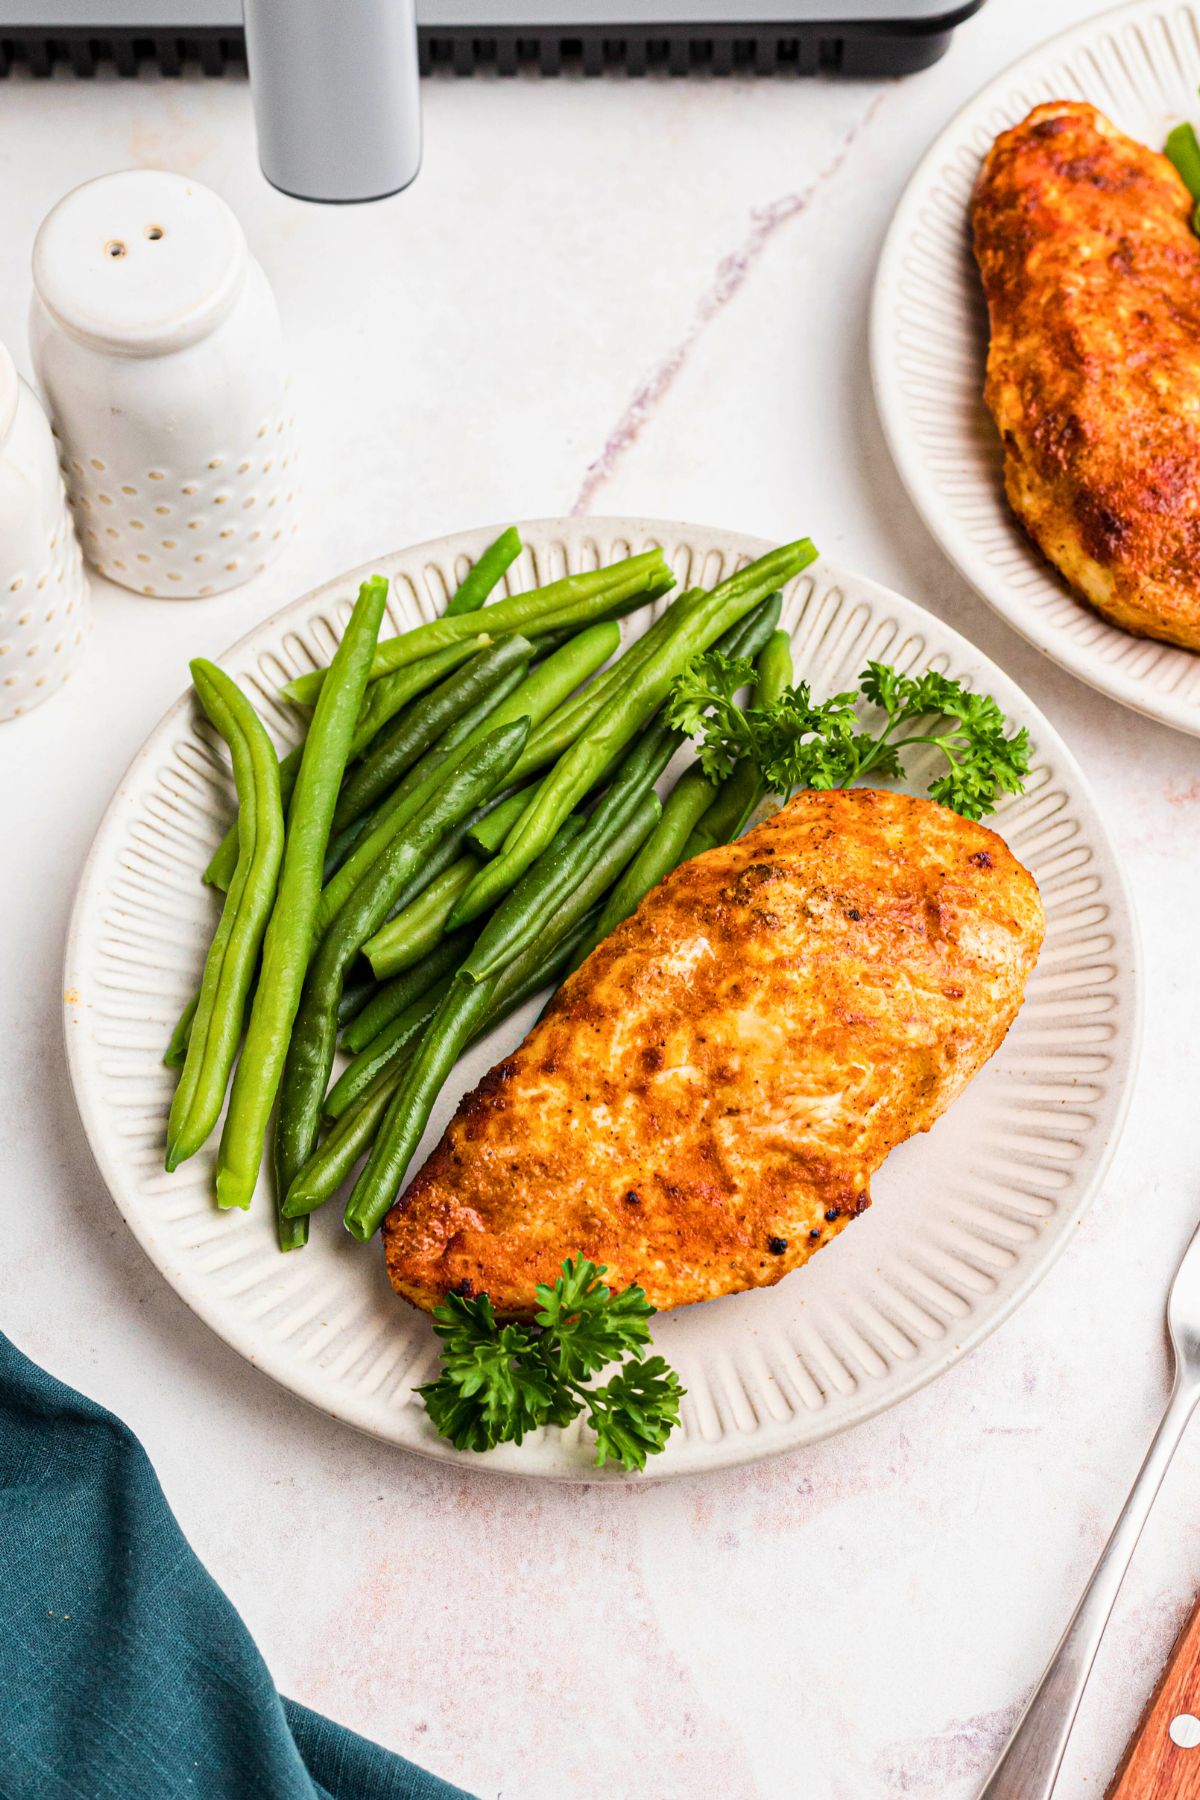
[64, 518, 1139, 1480]
[871, 0, 1200, 735]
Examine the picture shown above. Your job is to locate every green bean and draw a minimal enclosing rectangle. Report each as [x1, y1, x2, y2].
[165, 669, 286, 1173]
[283, 628, 492, 712]
[338, 966, 378, 1027]
[492, 791, 661, 1003]
[458, 723, 676, 986]
[449, 541, 816, 927]
[273, 719, 529, 1207]
[366, 554, 672, 678]
[512, 591, 773, 798]
[282, 1061, 409, 1219]
[324, 976, 454, 1121]
[267, 567, 663, 855]
[333, 636, 533, 836]
[215, 574, 390, 1227]
[279, 921, 578, 1222]
[376, 814, 487, 930]
[362, 854, 479, 980]
[167, 661, 286, 1171]
[1168, 121, 1200, 196]
[323, 799, 387, 884]
[315, 655, 531, 934]
[578, 764, 718, 960]
[342, 933, 472, 1052]
[684, 626, 794, 858]
[718, 591, 783, 663]
[339, 975, 497, 1239]
[329, 597, 770, 921]
[289, 549, 672, 701]
[454, 620, 617, 755]
[465, 786, 538, 857]
[345, 635, 492, 757]
[332, 792, 662, 1238]
[211, 637, 493, 888]
[163, 993, 198, 1069]
[204, 743, 300, 892]
[1166, 123, 1200, 232]
[506, 589, 705, 787]
[445, 525, 523, 615]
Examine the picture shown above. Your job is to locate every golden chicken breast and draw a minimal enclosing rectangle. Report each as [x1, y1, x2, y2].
[383, 788, 1044, 1318]
[973, 100, 1200, 651]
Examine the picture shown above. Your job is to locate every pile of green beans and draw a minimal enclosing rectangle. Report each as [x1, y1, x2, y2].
[162, 524, 817, 1257]
[447, 539, 816, 927]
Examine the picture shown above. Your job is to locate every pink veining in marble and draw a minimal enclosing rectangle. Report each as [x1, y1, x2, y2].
[571, 96, 887, 516]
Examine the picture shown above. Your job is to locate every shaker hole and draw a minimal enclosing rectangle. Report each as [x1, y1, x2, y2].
[145, 224, 164, 241]
[105, 240, 126, 258]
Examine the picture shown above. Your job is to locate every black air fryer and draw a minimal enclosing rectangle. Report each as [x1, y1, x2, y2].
[0, 1, 986, 201]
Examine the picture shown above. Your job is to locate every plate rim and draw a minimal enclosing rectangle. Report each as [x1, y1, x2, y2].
[870, 0, 1200, 737]
[62, 515, 1144, 1481]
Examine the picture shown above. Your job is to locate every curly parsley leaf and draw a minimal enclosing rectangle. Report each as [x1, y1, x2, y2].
[534, 1259, 654, 1382]
[664, 652, 760, 783]
[417, 1258, 683, 1472]
[587, 1356, 686, 1473]
[666, 653, 1030, 821]
[418, 1295, 573, 1452]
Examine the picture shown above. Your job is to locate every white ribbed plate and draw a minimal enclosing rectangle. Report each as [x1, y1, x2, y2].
[64, 519, 1139, 1480]
[872, 0, 1200, 735]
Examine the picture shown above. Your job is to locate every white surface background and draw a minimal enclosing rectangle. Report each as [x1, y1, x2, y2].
[2, 4, 1198, 1795]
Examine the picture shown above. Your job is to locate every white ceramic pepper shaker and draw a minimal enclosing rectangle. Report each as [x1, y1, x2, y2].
[29, 169, 298, 600]
[0, 338, 89, 720]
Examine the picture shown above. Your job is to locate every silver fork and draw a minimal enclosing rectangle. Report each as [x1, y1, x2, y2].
[978, 1220, 1200, 1799]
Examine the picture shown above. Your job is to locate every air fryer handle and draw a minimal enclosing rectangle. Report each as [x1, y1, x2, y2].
[242, 0, 421, 203]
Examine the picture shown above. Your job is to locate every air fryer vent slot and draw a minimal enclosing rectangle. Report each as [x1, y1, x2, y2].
[0, 20, 954, 82]
[0, 28, 244, 76]
[418, 28, 848, 76]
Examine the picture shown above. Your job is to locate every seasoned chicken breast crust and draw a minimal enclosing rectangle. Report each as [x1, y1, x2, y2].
[383, 788, 1045, 1318]
[973, 100, 1200, 651]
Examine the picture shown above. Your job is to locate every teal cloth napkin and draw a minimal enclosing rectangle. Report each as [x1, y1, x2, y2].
[0, 1329, 476, 1800]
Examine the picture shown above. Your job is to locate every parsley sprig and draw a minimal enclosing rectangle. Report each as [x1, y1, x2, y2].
[666, 655, 1030, 821]
[418, 1257, 685, 1472]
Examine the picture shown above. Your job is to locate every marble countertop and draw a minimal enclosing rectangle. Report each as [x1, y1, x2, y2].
[4, 4, 1199, 1795]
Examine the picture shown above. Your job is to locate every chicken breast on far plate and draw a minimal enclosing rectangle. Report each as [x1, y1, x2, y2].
[383, 787, 1045, 1319]
[973, 100, 1200, 652]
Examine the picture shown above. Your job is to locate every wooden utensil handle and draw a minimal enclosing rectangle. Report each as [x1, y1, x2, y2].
[1109, 1593, 1200, 1797]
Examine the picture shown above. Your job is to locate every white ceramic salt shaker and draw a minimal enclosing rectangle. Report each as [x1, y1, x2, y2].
[0, 338, 89, 720]
[29, 169, 298, 600]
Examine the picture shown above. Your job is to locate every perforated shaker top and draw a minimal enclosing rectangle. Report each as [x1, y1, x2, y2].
[32, 170, 248, 357]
